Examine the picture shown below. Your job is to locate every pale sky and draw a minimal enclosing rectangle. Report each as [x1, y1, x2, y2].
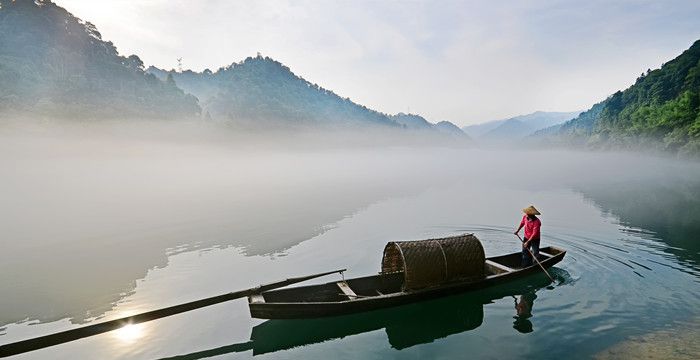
[56, 0, 700, 126]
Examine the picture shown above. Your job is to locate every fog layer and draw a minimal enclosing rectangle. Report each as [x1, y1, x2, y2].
[1, 120, 699, 326]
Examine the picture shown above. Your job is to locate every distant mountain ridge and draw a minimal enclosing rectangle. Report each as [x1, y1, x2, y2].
[148, 64, 469, 137]
[463, 111, 579, 141]
[388, 113, 469, 137]
[148, 57, 401, 129]
[535, 39, 700, 156]
[390, 113, 434, 130]
[461, 119, 506, 138]
[434, 121, 469, 138]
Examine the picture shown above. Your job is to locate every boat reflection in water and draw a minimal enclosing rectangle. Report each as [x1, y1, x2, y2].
[162, 270, 567, 360]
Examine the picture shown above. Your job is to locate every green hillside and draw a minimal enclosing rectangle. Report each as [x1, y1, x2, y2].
[149, 56, 402, 129]
[543, 39, 700, 156]
[0, 0, 200, 119]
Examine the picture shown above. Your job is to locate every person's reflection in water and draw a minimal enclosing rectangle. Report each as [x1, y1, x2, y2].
[512, 291, 537, 333]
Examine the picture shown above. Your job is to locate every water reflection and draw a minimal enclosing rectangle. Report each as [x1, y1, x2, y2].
[160, 273, 561, 359]
[4, 135, 700, 359]
[576, 179, 700, 275]
[513, 291, 537, 333]
[1, 139, 465, 327]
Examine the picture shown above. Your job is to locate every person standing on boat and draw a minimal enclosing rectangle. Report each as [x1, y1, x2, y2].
[514, 205, 541, 267]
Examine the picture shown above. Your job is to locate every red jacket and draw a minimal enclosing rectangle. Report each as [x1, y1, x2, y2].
[520, 215, 541, 239]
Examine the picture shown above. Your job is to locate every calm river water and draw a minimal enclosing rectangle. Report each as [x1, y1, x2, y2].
[1, 131, 699, 359]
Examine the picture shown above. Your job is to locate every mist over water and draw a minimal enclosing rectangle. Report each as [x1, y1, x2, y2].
[1, 120, 700, 359]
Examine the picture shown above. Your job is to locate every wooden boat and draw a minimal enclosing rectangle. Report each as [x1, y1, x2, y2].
[248, 234, 566, 319]
[1, 234, 564, 357]
[163, 274, 557, 359]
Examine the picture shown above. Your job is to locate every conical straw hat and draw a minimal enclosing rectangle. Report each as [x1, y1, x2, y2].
[522, 205, 540, 216]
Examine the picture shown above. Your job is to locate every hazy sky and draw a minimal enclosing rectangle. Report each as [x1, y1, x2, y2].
[56, 0, 700, 126]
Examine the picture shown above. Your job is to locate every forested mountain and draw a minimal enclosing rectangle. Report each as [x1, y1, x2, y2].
[0, 0, 467, 141]
[388, 113, 468, 137]
[0, 0, 199, 119]
[537, 39, 700, 156]
[146, 67, 220, 105]
[149, 57, 402, 129]
[390, 113, 434, 130]
[149, 61, 472, 139]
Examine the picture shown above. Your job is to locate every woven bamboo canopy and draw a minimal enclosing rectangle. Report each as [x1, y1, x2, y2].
[381, 234, 486, 290]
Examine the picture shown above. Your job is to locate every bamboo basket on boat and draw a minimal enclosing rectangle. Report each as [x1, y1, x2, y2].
[381, 234, 486, 290]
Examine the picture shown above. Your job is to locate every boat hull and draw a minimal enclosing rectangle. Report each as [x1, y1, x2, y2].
[249, 246, 565, 319]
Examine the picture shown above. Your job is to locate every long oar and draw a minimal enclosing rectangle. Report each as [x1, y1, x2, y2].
[515, 234, 555, 282]
[0, 268, 346, 358]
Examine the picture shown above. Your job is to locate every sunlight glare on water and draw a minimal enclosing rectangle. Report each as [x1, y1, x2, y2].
[113, 324, 145, 344]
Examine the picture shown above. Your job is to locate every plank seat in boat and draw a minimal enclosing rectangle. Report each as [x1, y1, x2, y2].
[485, 259, 515, 273]
[539, 251, 554, 258]
[250, 294, 265, 304]
[337, 281, 357, 298]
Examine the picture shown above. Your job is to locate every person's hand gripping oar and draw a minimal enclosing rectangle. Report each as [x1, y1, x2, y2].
[515, 233, 555, 282]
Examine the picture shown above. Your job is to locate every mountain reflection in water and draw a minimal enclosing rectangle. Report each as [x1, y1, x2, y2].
[161, 272, 563, 359]
[577, 179, 700, 275]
